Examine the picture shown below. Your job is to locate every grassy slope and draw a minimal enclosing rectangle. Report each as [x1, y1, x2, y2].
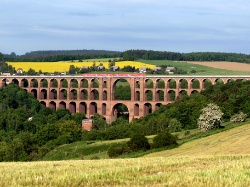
[42, 123, 250, 161]
[140, 59, 250, 75]
[145, 123, 250, 157]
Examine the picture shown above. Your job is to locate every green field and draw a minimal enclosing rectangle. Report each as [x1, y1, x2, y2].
[0, 123, 249, 186]
[140, 60, 250, 75]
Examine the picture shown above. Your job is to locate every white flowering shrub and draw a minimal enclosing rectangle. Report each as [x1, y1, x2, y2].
[197, 103, 223, 131]
[230, 112, 248, 122]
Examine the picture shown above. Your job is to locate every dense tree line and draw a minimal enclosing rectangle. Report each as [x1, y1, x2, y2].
[3, 50, 120, 62]
[0, 84, 85, 161]
[3, 50, 250, 63]
[122, 50, 250, 63]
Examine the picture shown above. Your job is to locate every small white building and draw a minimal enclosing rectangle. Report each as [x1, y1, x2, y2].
[97, 66, 105, 71]
[16, 68, 23, 74]
[111, 66, 119, 71]
[139, 67, 147, 73]
[153, 67, 162, 71]
[166, 67, 176, 74]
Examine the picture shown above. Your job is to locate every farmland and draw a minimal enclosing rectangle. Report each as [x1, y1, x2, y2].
[7, 61, 155, 73]
[7, 59, 250, 75]
[140, 60, 250, 75]
[187, 61, 250, 72]
[0, 155, 249, 186]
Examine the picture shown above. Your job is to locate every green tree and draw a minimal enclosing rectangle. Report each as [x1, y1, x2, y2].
[27, 68, 36, 75]
[92, 113, 107, 130]
[127, 133, 150, 152]
[69, 65, 76, 74]
[152, 132, 177, 148]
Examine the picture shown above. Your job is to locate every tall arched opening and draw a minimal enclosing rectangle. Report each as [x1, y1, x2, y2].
[69, 102, 76, 114]
[144, 103, 152, 115]
[90, 102, 97, 115]
[112, 78, 131, 100]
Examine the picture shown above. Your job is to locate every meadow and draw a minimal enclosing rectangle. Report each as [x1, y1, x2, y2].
[1, 119, 250, 186]
[0, 155, 249, 186]
[7, 61, 155, 73]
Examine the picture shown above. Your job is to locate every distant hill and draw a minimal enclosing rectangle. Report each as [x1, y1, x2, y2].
[3, 49, 121, 62]
[22, 49, 120, 58]
[145, 123, 250, 157]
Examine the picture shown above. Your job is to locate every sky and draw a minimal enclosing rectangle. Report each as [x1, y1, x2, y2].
[1, 0, 250, 55]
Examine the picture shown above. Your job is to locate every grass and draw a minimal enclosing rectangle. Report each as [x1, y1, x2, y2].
[42, 121, 250, 160]
[145, 122, 250, 157]
[140, 59, 250, 75]
[0, 155, 249, 186]
[1, 123, 249, 186]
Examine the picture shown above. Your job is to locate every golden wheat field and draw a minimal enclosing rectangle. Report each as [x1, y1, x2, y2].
[7, 61, 155, 73]
[0, 155, 249, 186]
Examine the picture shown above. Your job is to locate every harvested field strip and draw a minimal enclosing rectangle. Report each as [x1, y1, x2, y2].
[188, 61, 250, 72]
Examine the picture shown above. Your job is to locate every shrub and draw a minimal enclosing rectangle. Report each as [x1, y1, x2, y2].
[168, 118, 182, 132]
[108, 144, 131, 158]
[127, 134, 150, 152]
[152, 132, 177, 148]
[230, 112, 248, 122]
[197, 103, 223, 131]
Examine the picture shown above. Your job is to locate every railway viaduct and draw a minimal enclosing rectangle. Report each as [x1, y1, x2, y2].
[0, 74, 249, 123]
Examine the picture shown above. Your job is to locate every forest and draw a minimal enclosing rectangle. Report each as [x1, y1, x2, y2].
[0, 79, 249, 161]
[2, 49, 250, 63]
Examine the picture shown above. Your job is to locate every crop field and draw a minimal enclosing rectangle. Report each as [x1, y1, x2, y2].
[0, 155, 249, 186]
[187, 61, 250, 72]
[141, 60, 250, 75]
[7, 61, 155, 73]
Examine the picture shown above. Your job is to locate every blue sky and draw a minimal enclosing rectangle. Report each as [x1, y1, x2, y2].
[1, 0, 250, 55]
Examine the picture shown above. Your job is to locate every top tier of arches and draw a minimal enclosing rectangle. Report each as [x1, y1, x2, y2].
[1, 75, 249, 90]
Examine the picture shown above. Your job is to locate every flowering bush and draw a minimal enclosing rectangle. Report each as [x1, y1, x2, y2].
[230, 112, 248, 122]
[197, 103, 223, 131]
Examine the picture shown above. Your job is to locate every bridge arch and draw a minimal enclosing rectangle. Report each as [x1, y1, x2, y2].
[134, 103, 139, 116]
[31, 78, 38, 88]
[69, 102, 76, 114]
[49, 101, 56, 111]
[144, 103, 152, 115]
[21, 78, 29, 88]
[168, 79, 176, 89]
[12, 78, 19, 86]
[79, 102, 87, 114]
[40, 89, 47, 99]
[156, 78, 165, 88]
[59, 101, 66, 109]
[89, 102, 97, 115]
[31, 89, 38, 99]
[80, 89, 88, 100]
[111, 103, 129, 121]
[40, 79, 48, 88]
[50, 79, 58, 88]
[112, 78, 131, 100]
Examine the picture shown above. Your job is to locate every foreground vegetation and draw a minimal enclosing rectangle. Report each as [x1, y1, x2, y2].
[41, 121, 249, 160]
[0, 155, 249, 186]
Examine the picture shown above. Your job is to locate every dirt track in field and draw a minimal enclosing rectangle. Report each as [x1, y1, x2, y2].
[187, 61, 250, 72]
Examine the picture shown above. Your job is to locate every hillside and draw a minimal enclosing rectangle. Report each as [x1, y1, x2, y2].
[145, 123, 250, 157]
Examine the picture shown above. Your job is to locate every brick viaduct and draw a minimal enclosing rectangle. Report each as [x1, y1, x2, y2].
[1, 74, 249, 123]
